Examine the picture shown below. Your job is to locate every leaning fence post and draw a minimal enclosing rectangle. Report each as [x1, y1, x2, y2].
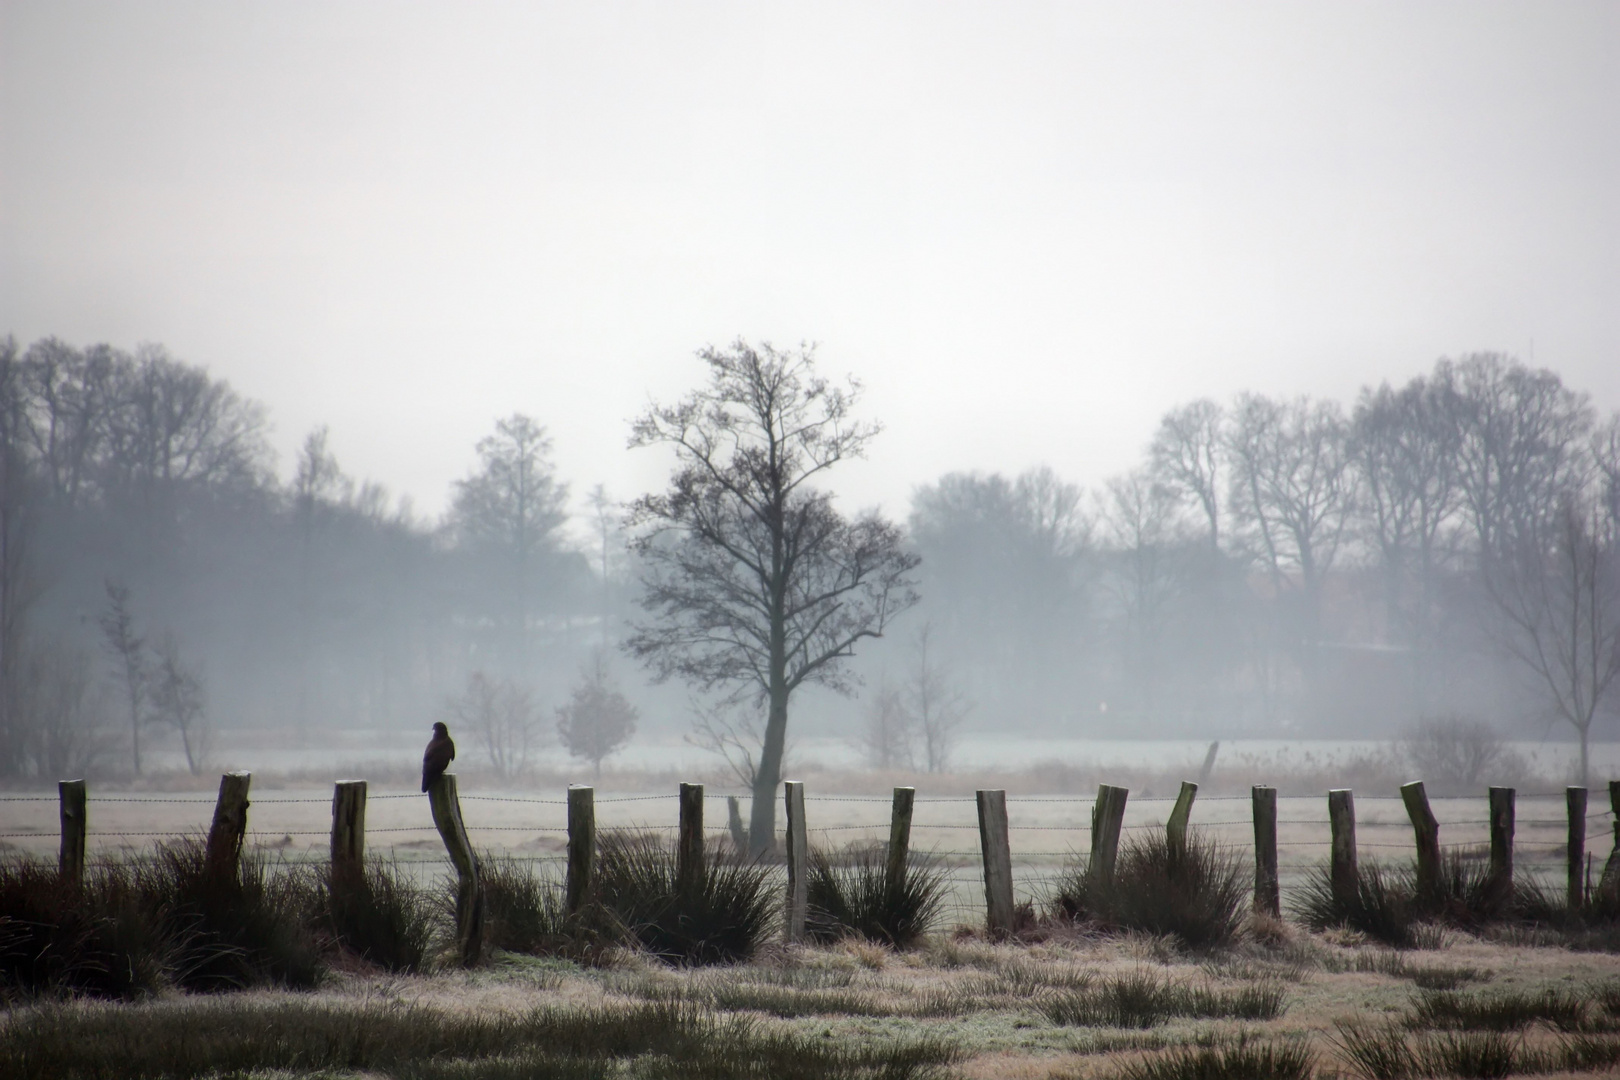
[784, 780, 808, 943]
[567, 786, 595, 916]
[886, 786, 915, 902]
[207, 772, 252, 872]
[976, 789, 1015, 939]
[58, 779, 86, 884]
[1167, 780, 1198, 860]
[1090, 784, 1129, 883]
[677, 782, 705, 896]
[1568, 786, 1588, 910]
[427, 773, 484, 965]
[1601, 780, 1620, 897]
[1328, 789, 1358, 906]
[1489, 786, 1515, 892]
[1252, 785, 1279, 917]
[331, 780, 367, 879]
[1400, 780, 1440, 899]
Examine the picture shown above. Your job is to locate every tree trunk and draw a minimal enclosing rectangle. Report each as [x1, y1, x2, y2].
[1580, 722, 1591, 789]
[748, 685, 788, 853]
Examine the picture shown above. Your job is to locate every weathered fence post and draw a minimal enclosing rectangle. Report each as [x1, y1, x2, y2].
[567, 786, 595, 915]
[207, 772, 252, 872]
[1252, 785, 1279, 917]
[726, 796, 747, 854]
[976, 789, 1015, 939]
[331, 780, 367, 879]
[886, 786, 915, 902]
[1328, 789, 1358, 906]
[427, 773, 484, 965]
[1568, 786, 1588, 910]
[58, 779, 86, 884]
[1400, 780, 1440, 899]
[1090, 784, 1129, 883]
[1601, 780, 1620, 897]
[1167, 780, 1198, 860]
[1489, 786, 1515, 892]
[677, 782, 705, 896]
[784, 780, 807, 943]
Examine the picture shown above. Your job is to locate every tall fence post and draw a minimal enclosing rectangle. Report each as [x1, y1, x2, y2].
[1167, 780, 1198, 860]
[567, 786, 595, 916]
[1328, 789, 1358, 907]
[1601, 780, 1620, 897]
[1568, 786, 1588, 910]
[427, 773, 484, 965]
[1400, 780, 1440, 899]
[207, 772, 252, 872]
[886, 786, 915, 902]
[58, 779, 86, 885]
[677, 782, 705, 897]
[1252, 785, 1279, 917]
[1489, 786, 1515, 893]
[976, 788, 1015, 939]
[784, 780, 807, 944]
[331, 780, 367, 880]
[1090, 784, 1129, 883]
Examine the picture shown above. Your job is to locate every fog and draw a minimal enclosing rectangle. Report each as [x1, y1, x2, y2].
[1, 3, 1618, 781]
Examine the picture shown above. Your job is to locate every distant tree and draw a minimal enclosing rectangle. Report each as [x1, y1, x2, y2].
[627, 341, 919, 852]
[443, 671, 542, 781]
[1098, 468, 1185, 716]
[1401, 715, 1514, 792]
[146, 632, 209, 776]
[857, 678, 915, 771]
[1150, 398, 1224, 550]
[555, 653, 638, 779]
[98, 580, 147, 775]
[905, 624, 969, 773]
[0, 340, 44, 777]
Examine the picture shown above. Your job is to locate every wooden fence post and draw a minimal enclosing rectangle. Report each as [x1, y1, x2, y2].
[727, 796, 747, 854]
[1328, 789, 1358, 906]
[1489, 786, 1515, 892]
[1568, 786, 1587, 910]
[677, 782, 705, 896]
[1400, 780, 1440, 899]
[1252, 785, 1279, 917]
[207, 772, 252, 872]
[1167, 781, 1198, 859]
[1601, 780, 1620, 897]
[1090, 784, 1129, 882]
[58, 779, 86, 884]
[427, 773, 484, 965]
[976, 789, 1015, 939]
[331, 780, 367, 879]
[567, 786, 595, 915]
[886, 786, 915, 901]
[784, 780, 807, 943]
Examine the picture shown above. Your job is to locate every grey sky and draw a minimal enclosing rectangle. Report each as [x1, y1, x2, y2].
[3, 2, 1616, 525]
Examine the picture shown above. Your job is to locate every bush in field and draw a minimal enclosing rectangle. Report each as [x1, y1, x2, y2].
[476, 853, 616, 964]
[1053, 832, 1247, 949]
[805, 844, 947, 949]
[318, 860, 437, 973]
[1293, 861, 1427, 948]
[595, 832, 775, 965]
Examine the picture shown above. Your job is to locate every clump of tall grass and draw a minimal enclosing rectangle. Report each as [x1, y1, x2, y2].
[595, 832, 776, 966]
[805, 844, 947, 950]
[1408, 987, 1590, 1033]
[317, 859, 437, 973]
[1053, 832, 1248, 949]
[0, 858, 170, 1000]
[1332, 1021, 1620, 1078]
[1118, 1032, 1316, 1080]
[476, 853, 616, 964]
[1292, 862, 1433, 949]
[1041, 970, 1285, 1029]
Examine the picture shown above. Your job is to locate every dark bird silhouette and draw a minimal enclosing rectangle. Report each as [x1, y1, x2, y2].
[422, 721, 455, 793]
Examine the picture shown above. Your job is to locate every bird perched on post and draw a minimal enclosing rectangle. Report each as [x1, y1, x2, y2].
[422, 721, 455, 793]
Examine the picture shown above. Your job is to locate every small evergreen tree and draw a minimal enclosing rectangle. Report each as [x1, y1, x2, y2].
[556, 655, 637, 779]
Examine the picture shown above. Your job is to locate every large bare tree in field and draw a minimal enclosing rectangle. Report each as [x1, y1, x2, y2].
[627, 341, 919, 852]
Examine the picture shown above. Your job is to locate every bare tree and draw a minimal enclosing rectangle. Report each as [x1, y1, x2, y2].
[1098, 468, 1185, 715]
[443, 671, 542, 781]
[555, 652, 638, 779]
[1401, 715, 1515, 793]
[906, 624, 969, 773]
[857, 677, 915, 771]
[627, 340, 919, 851]
[98, 580, 147, 775]
[146, 632, 209, 776]
[0, 340, 44, 777]
[1150, 398, 1224, 550]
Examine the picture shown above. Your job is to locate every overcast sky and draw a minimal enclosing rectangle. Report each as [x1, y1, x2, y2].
[2, 2, 1616, 525]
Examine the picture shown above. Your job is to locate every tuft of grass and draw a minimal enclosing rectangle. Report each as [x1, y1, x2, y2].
[1043, 970, 1285, 1029]
[319, 859, 437, 973]
[1118, 1032, 1316, 1080]
[474, 853, 617, 965]
[1053, 832, 1248, 950]
[0, 995, 961, 1079]
[1292, 862, 1428, 949]
[595, 832, 776, 966]
[1408, 987, 1590, 1033]
[1333, 1022, 1620, 1079]
[805, 844, 947, 950]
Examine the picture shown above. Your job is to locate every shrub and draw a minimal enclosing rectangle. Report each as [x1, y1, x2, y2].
[319, 859, 437, 973]
[1401, 716, 1517, 793]
[1052, 831, 1247, 949]
[805, 844, 947, 949]
[595, 832, 776, 965]
[477, 853, 615, 964]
